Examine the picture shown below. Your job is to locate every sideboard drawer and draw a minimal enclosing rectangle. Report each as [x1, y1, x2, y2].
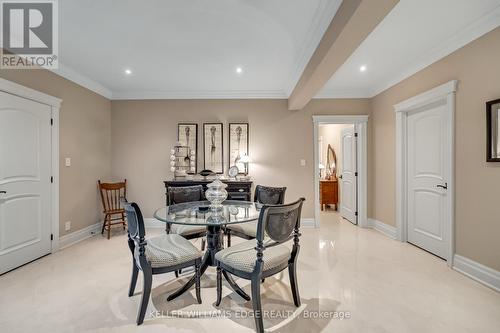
[226, 184, 249, 191]
[227, 192, 250, 201]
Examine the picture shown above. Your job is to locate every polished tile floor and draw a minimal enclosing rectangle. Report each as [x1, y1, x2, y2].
[1, 211, 499, 333]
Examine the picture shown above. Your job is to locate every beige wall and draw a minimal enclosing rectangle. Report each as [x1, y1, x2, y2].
[370, 27, 500, 270]
[110, 99, 370, 219]
[0, 69, 112, 236]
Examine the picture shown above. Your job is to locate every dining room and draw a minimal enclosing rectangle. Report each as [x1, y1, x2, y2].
[1, 1, 500, 332]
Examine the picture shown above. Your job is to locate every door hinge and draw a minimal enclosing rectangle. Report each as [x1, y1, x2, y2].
[355, 132, 358, 137]
[50, 234, 53, 241]
[50, 176, 53, 183]
[50, 118, 53, 125]
[355, 212, 358, 216]
[355, 172, 358, 177]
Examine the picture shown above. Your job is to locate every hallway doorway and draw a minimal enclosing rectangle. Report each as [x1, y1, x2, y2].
[312, 115, 368, 228]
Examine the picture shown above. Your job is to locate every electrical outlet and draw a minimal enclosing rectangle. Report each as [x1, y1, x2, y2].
[65, 221, 71, 231]
[65, 158, 71, 167]
[300, 159, 306, 166]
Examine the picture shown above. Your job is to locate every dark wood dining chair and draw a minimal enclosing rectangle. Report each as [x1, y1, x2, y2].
[215, 198, 305, 333]
[98, 179, 127, 239]
[226, 185, 286, 246]
[166, 185, 207, 250]
[124, 202, 202, 325]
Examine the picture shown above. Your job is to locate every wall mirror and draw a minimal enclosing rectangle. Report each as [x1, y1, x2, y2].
[486, 98, 500, 162]
[326, 144, 337, 179]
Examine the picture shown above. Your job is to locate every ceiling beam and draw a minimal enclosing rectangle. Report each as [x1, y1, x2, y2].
[288, 0, 399, 110]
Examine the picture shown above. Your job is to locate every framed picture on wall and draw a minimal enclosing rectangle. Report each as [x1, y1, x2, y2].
[177, 123, 197, 174]
[228, 123, 249, 174]
[487, 98, 500, 162]
[203, 123, 223, 173]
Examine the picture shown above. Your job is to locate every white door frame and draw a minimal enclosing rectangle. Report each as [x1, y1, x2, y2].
[0, 78, 62, 252]
[312, 115, 369, 228]
[394, 80, 457, 266]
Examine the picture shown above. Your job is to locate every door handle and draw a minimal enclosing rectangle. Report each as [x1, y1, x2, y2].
[339, 175, 343, 179]
[436, 183, 448, 190]
[0, 190, 6, 194]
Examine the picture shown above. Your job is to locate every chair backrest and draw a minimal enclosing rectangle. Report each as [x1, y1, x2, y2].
[254, 185, 286, 205]
[124, 202, 146, 244]
[98, 179, 127, 212]
[256, 198, 305, 244]
[167, 185, 204, 205]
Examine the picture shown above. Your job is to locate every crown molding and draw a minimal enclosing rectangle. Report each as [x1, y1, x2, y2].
[314, 88, 371, 99]
[369, 4, 500, 97]
[50, 63, 113, 99]
[283, 0, 342, 96]
[111, 90, 288, 100]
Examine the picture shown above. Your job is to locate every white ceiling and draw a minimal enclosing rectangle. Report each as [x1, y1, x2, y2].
[56, 0, 341, 99]
[317, 0, 500, 98]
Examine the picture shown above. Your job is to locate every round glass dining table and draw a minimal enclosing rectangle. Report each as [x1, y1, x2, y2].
[154, 200, 261, 301]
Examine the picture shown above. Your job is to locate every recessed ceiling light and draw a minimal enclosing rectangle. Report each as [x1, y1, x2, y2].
[236, 67, 243, 74]
[359, 65, 367, 72]
[125, 69, 132, 75]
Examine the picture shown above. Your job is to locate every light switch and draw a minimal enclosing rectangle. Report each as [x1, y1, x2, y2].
[300, 159, 306, 166]
[65, 158, 71, 167]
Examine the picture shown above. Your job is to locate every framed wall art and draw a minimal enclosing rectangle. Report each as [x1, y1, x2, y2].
[203, 123, 223, 173]
[487, 98, 500, 162]
[228, 123, 249, 174]
[177, 123, 197, 174]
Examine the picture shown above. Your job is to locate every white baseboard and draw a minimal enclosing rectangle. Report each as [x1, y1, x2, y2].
[59, 222, 101, 250]
[367, 218, 397, 239]
[301, 218, 316, 228]
[453, 255, 500, 293]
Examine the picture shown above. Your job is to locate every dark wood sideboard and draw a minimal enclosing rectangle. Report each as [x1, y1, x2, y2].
[164, 180, 253, 205]
[320, 179, 338, 211]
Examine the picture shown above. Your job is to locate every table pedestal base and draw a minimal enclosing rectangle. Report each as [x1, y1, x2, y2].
[167, 225, 250, 302]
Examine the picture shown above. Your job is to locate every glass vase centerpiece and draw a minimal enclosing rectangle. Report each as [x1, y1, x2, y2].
[205, 177, 228, 210]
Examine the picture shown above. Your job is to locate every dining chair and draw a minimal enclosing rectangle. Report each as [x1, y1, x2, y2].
[215, 198, 305, 333]
[98, 179, 127, 239]
[226, 185, 286, 246]
[124, 201, 202, 325]
[166, 185, 207, 251]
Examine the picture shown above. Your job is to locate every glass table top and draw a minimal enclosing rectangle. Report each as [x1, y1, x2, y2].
[154, 200, 262, 226]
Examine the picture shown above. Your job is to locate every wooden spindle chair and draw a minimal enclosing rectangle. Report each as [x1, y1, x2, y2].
[98, 179, 127, 239]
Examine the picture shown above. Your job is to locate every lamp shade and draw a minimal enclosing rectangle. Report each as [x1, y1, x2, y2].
[240, 154, 251, 163]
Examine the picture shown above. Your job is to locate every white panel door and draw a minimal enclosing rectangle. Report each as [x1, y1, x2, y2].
[407, 103, 448, 259]
[340, 127, 357, 224]
[0, 91, 52, 274]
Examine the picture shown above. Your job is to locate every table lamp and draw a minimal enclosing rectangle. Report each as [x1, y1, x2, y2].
[240, 154, 251, 176]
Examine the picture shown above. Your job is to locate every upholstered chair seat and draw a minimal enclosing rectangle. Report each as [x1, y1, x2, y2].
[170, 224, 207, 237]
[215, 239, 289, 273]
[145, 234, 202, 268]
[225, 221, 257, 238]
